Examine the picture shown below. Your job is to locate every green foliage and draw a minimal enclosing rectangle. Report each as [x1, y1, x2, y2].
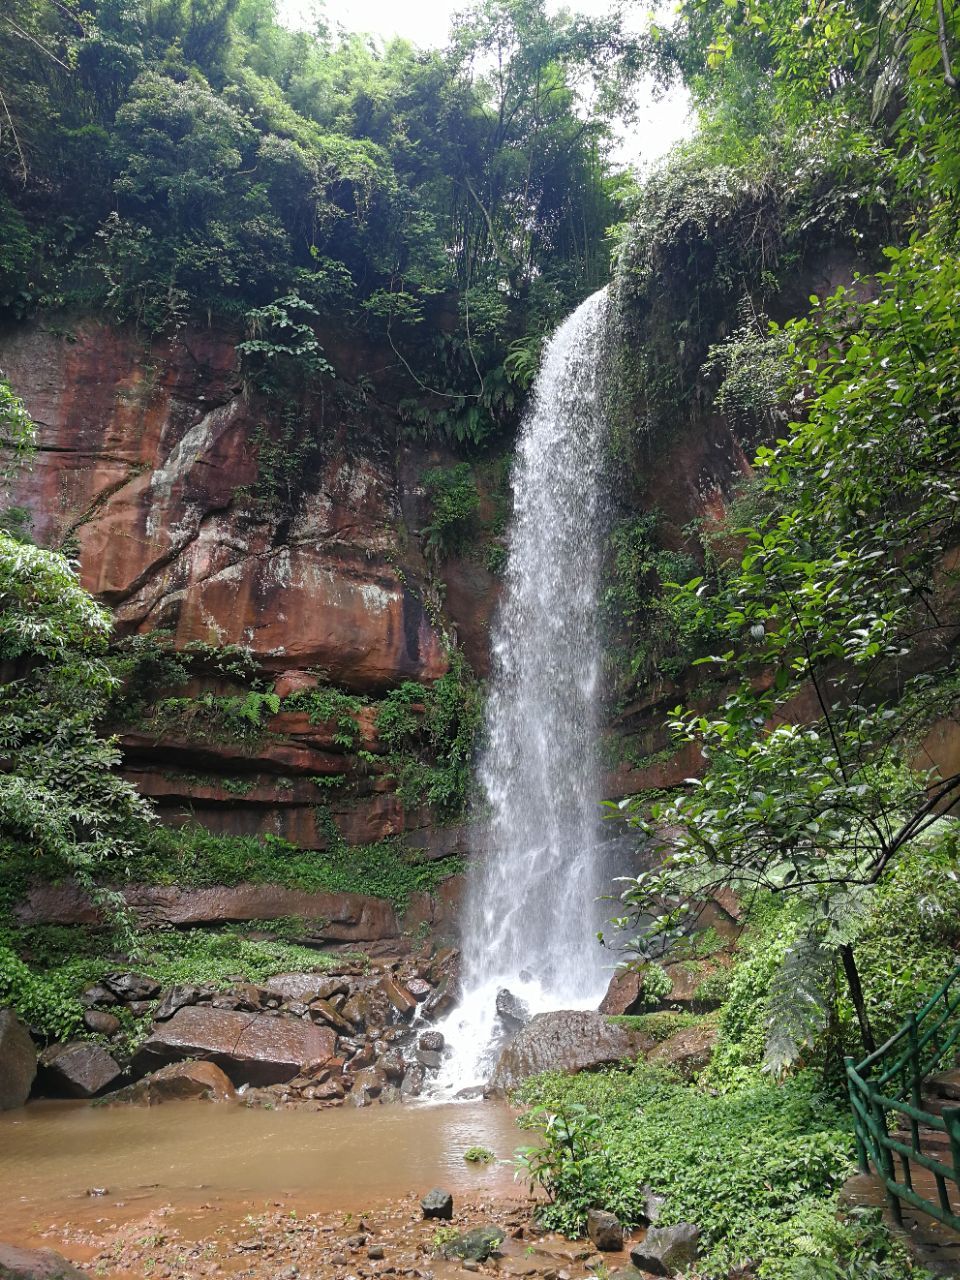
[376, 656, 482, 816]
[151, 688, 280, 741]
[703, 300, 792, 432]
[515, 1064, 854, 1275]
[463, 1146, 496, 1163]
[779, 1206, 933, 1279]
[120, 824, 462, 910]
[606, 1010, 702, 1041]
[602, 512, 722, 692]
[614, 215, 960, 1054]
[237, 293, 333, 395]
[503, 335, 542, 390]
[0, 528, 154, 888]
[697, 838, 960, 1081]
[420, 465, 481, 561]
[515, 1103, 620, 1233]
[0, 377, 37, 481]
[105, 633, 259, 722]
[283, 684, 365, 747]
[0, 0, 649, 427]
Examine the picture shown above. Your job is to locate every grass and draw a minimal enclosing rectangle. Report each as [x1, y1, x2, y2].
[1, 825, 464, 913]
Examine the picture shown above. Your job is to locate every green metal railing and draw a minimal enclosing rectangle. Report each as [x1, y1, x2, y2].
[846, 966, 960, 1231]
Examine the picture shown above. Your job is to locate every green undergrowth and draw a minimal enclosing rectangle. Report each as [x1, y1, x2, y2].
[605, 1010, 703, 1041]
[110, 635, 483, 820]
[0, 921, 362, 1043]
[516, 1063, 855, 1276]
[1, 826, 463, 918]
[706, 837, 960, 1082]
[114, 827, 463, 911]
[516, 839, 958, 1277]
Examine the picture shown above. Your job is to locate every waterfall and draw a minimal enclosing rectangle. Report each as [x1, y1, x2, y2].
[436, 289, 613, 1094]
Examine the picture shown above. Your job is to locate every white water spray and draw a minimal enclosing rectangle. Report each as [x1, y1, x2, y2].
[436, 289, 614, 1094]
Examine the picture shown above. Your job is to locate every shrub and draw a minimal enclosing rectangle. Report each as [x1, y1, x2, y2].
[515, 1064, 854, 1276]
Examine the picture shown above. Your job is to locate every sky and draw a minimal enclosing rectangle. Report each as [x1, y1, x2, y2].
[274, 0, 692, 168]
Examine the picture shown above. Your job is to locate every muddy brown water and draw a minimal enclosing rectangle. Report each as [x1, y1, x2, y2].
[0, 1098, 527, 1238]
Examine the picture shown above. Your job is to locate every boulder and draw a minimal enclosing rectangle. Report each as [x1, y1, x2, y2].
[422, 975, 460, 1021]
[417, 1048, 443, 1070]
[80, 984, 117, 1008]
[308, 998, 354, 1034]
[133, 1007, 337, 1086]
[662, 963, 710, 1009]
[0, 1243, 87, 1279]
[378, 1049, 406, 1081]
[629, 1224, 701, 1277]
[418, 1030, 445, 1053]
[103, 1060, 237, 1106]
[0, 1009, 37, 1111]
[103, 971, 160, 1002]
[401, 1065, 425, 1099]
[224, 982, 271, 1011]
[266, 973, 350, 1003]
[648, 1021, 718, 1079]
[640, 1186, 665, 1225]
[152, 983, 201, 1021]
[406, 977, 432, 1002]
[379, 976, 417, 1018]
[339, 993, 369, 1029]
[440, 1226, 505, 1262]
[38, 1042, 121, 1098]
[341, 985, 390, 1032]
[350, 1065, 388, 1107]
[17, 883, 401, 943]
[421, 1188, 454, 1220]
[496, 988, 530, 1029]
[83, 1010, 121, 1036]
[489, 1011, 654, 1091]
[587, 1209, 624, 1252]
[599, 970, 643, 1017]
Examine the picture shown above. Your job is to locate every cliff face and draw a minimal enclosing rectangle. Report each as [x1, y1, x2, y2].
[1, 317, 498, 852]
[0, 303, 799, 851]
[5, 245, 918, 862]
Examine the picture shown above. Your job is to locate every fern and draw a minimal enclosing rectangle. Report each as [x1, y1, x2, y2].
[764, 929, 835, 1077]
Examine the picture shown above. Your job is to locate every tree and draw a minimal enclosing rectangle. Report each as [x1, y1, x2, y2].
[612, 223, 960, 1067]
[0, 382, 154, 889]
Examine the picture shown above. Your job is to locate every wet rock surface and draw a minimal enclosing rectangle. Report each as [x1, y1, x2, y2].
[103, 1060, 237, 1106]
[421, 1188, 454, 1220]
[0, 1009, 37, 1111]
[489, 1011, 655, 1091]
[133, 1006, 339, 1087]
[33, 952, 460, 1109]
[599, 970, 644, 1017]
[648, 1021, 719, 1079]
[587, 1209, 624, 1252]
[38, 1043, 121, 1099]
[440, 1224, 506, 1261]
[0, 1242, 87, 1279]
[629, 1223, 701, 1276]
[496, 988, 530, 1030]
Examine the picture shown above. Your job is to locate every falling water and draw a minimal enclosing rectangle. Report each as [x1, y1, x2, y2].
[436, 289, 613, 1093]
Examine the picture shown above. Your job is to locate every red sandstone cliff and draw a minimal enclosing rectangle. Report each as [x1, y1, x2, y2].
[0, 317, 498, 851]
